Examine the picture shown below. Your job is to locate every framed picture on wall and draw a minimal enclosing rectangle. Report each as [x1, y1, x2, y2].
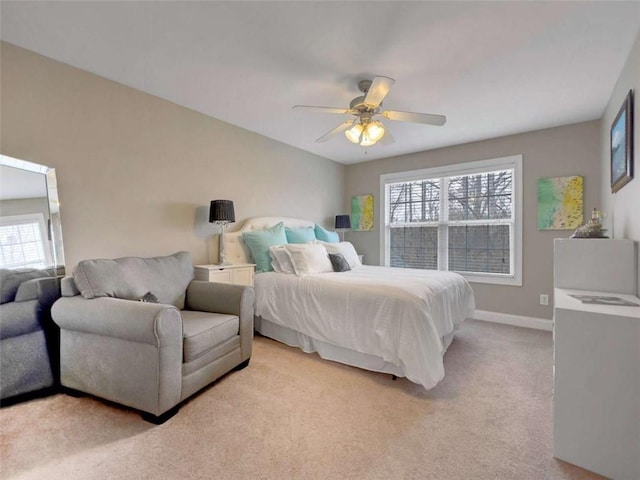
[537, 176, 584, 230]
[351, 194, 374, 231]
[610, 89, 634, 193]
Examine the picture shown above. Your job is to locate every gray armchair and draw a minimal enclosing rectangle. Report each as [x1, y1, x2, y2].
[0, 268, 61, 402]
[51, 252, 254, 423]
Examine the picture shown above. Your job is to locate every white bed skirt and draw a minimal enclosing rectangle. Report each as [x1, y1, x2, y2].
[255, 315, 456, 380]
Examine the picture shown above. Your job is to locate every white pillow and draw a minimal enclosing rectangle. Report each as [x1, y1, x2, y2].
[284, 243, 333, 276]
[320, 241, 362, 268]
[269, 245, 295, 274]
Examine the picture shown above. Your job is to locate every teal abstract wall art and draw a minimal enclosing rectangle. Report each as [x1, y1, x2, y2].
[537, 176, 583, 230]
[351, 195, 374, 231]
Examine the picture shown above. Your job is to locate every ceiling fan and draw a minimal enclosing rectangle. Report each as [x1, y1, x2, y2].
[293, 76, 446, 147]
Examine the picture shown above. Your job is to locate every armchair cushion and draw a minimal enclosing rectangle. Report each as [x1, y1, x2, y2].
[73, 251, 193, 309]
[181, 311, 238, 362]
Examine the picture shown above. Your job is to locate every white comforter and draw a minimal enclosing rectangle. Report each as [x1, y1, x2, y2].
[254, 265, 475, 389]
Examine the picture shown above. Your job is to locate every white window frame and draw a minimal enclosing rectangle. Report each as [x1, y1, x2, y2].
[380, 155, 523, 286]
[0, 213, 52, 269]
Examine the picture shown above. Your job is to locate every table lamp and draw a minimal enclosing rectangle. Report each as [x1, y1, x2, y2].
[335, 214, 351, 242]
[209, 200, 235, 264]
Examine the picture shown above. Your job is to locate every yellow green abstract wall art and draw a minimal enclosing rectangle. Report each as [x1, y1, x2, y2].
[351, 194, 374, 231]
[537, 176, 583, 230]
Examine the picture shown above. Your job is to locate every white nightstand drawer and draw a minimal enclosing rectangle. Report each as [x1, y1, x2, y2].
[194, 264, 255, 286]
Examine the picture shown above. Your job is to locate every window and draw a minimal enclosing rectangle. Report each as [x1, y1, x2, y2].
[380, 155, 522, 285]
[0, 214, 51, 269]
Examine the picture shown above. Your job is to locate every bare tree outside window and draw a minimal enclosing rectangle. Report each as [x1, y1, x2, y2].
[388, 169, 513, 275]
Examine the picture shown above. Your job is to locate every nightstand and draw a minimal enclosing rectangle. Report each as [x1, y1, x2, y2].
[194, 263, 255, 286]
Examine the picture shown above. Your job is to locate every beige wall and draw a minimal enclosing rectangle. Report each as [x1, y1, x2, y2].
[600, 29, 640, 296]
[0, 42, 344, 269]
[345, 121, 601, 319]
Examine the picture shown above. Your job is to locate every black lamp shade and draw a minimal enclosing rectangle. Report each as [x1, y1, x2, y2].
[335, 214, 351, 229]
[209, 200, 235, 224]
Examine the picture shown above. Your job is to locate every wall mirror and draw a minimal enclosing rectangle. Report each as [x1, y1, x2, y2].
[0, 154, 65, 271]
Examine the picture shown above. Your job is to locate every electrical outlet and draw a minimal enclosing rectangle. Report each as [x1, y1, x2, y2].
[540, 294, 549, 306]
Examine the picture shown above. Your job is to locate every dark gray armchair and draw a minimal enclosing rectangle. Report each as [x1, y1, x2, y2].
[51, 252, 254, 423]
[0, 268, 61, 402]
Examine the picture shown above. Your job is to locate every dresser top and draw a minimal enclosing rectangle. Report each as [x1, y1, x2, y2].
[555, 288, 640, 319]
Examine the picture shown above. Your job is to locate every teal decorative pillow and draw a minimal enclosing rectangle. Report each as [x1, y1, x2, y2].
[242, 222, 288, 273]
[314, 224, 339, 243]
[285, 227, 316, 244]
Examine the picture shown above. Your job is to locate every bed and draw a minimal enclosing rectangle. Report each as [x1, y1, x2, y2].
[218, 217, 475, 390]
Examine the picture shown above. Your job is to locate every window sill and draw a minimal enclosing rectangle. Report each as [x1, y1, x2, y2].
[463, 273, 522, 286]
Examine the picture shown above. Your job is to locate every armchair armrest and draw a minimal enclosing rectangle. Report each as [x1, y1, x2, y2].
[185, 280, 254, 317]
[52, 296, 182, 346]
[15, 277, 60, 310]
[0, 300, 40, 339]
[52, 296, 183, 416]
[60, 276, 80, 297]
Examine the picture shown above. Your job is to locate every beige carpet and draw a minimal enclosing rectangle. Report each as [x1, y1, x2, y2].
[1, 320, 605, 480]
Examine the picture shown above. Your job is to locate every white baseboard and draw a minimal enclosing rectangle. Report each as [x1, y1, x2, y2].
[472, 310, 553, 331]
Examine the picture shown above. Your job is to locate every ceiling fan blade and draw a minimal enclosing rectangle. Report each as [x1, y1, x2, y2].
[363, 76, 395, 107]
[293, 105, 353, 115]
[381, 110, 446, 126]
[315, 119, 357, 143]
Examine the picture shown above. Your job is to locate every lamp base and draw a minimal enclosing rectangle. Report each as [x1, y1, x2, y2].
[218, 228, 229, 265]
[336, 229, 349, 242]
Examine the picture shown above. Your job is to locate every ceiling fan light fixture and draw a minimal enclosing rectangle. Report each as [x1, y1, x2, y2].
[295, 75, 446, 147]
[366, 120, 385, 142]
[345, 123, 364, 144]
[346, 120, 385, 146]
[360, 129, 376, 147]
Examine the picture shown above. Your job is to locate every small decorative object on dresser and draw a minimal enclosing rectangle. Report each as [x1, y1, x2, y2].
[194, 263, 255, 286]
[610, 89, 633, 193]
[570, 207, 608, 238]
[209, 199, 236, 265]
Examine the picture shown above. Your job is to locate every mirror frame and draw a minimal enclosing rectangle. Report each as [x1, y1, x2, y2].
[0, 154, 65, 270]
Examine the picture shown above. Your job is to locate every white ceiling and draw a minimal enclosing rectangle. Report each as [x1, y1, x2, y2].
[1, 1, 639, 165]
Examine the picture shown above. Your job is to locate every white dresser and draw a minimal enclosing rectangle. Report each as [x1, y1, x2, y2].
[553, 239, 639, 480]
[194, 263, 255, 286]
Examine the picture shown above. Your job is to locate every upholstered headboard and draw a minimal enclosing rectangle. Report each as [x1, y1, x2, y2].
[210, 217, 315, 265]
